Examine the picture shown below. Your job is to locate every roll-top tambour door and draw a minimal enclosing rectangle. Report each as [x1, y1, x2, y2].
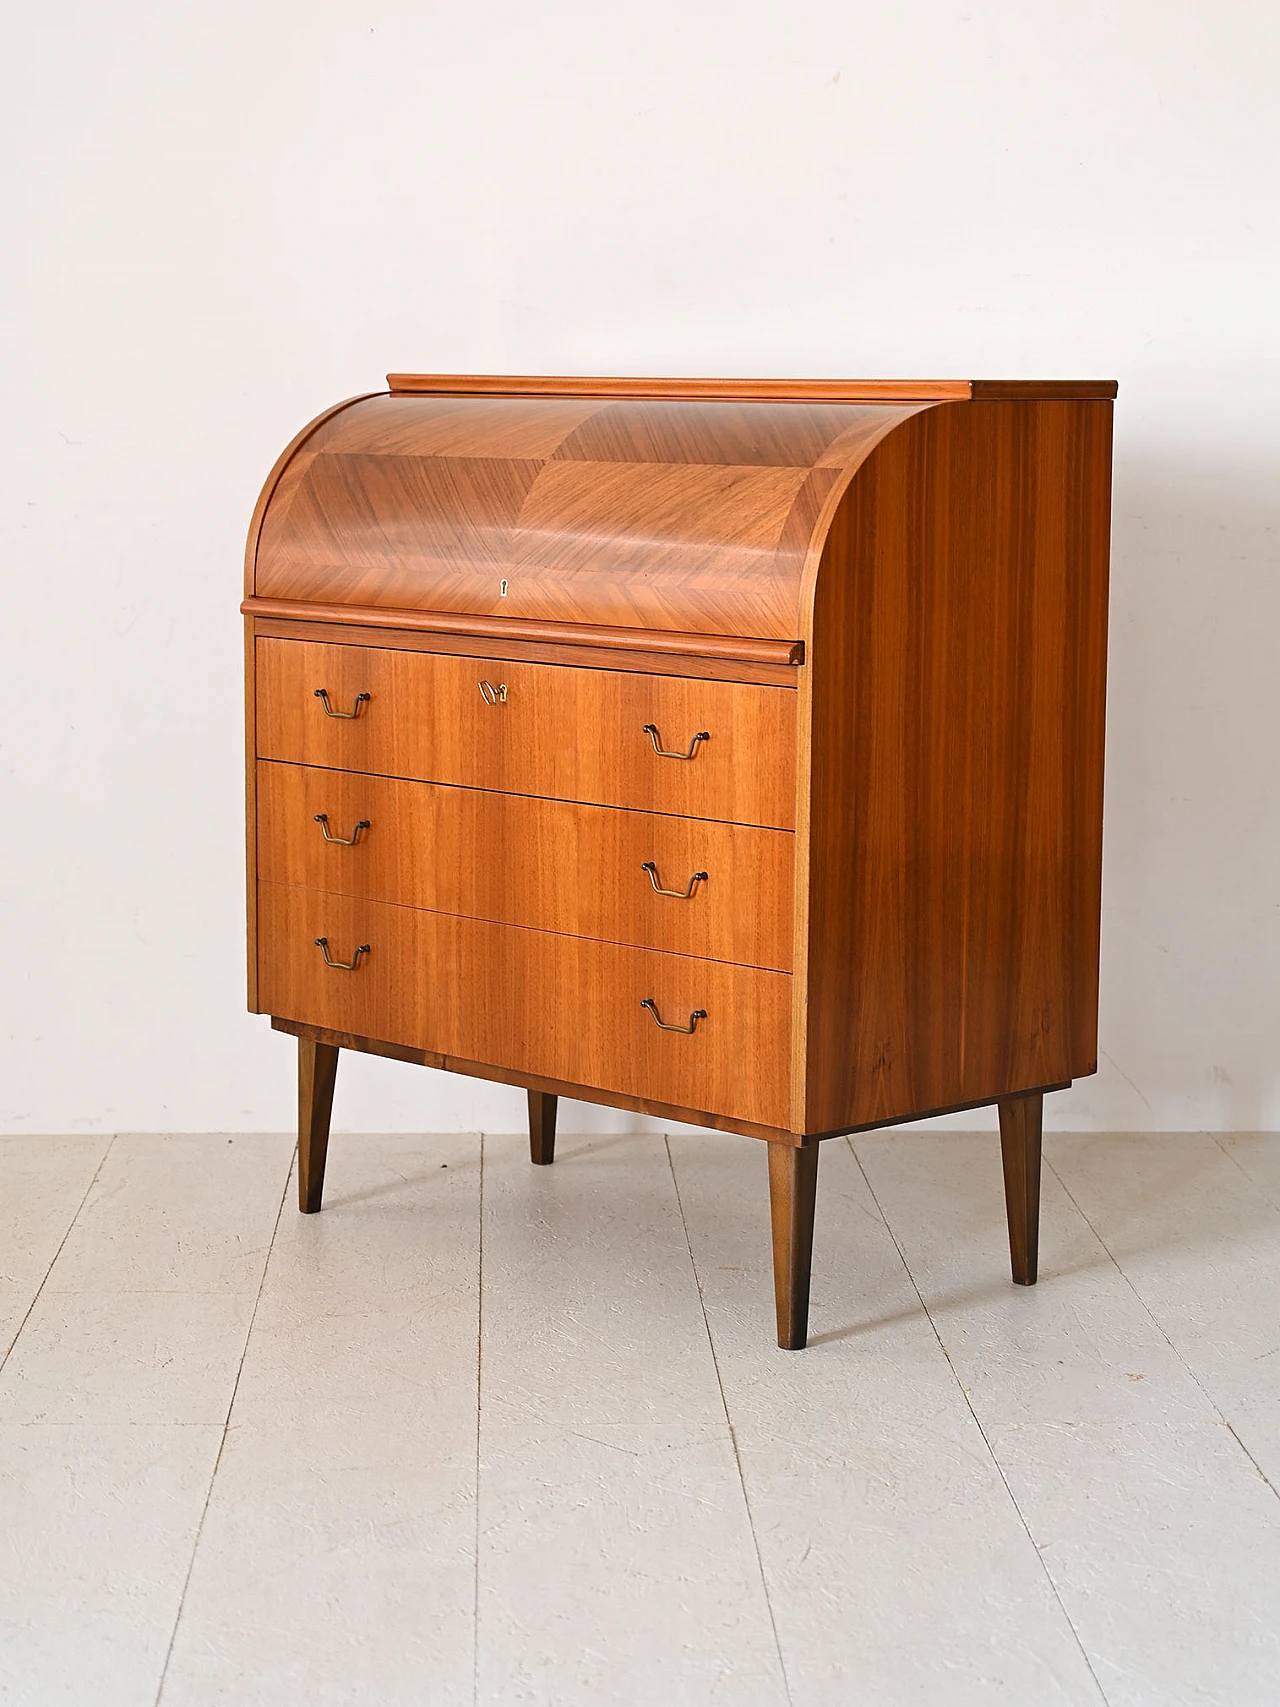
[255, 637, 796, 829]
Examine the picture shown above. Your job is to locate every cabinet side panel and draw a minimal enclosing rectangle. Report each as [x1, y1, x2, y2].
[801, 400, 1112, 1131]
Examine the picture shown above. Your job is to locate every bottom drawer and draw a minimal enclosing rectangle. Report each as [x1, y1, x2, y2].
[257, 883, 791, 1129]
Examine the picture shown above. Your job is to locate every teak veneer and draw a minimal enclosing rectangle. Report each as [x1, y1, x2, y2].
[255, 636, 797, 828]
[246, 373, 1115, 1348]
[258, 762, 794, 970]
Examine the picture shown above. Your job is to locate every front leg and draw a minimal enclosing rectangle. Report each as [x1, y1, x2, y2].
[766, 1141, 820, 1349]
[298, 1038, 339, 1212]
[997, 1090, 1043, 1284]
[528, 1090, 557, 1165]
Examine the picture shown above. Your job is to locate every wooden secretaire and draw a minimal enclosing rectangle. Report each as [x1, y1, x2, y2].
[244, 373, 1115, 1348]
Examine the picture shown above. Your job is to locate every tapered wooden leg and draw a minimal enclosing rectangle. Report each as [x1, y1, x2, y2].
[528, 1090, 557, 1165]
[298, 1038, 339, 1213]
[998, 1090, 1043, 1285]
[767, 1140, 820, 1350]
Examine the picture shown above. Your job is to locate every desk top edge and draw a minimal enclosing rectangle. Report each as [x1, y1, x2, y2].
[385, 374, 1119, 403]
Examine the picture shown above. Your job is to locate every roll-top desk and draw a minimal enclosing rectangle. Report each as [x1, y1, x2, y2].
[244, 373, 1115, 1348]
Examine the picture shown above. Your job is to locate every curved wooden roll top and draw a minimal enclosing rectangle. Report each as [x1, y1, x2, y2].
[245, 376, 1118, 658]
[247, 390, 930, 646]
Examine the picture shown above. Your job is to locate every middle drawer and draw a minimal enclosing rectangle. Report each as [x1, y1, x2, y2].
[258, 761, 794, 972]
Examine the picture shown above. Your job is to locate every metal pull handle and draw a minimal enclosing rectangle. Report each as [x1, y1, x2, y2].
[314, 937, 370, 971]
[313, 814, 370, 846]
[640, 999, 707, 1034]
[478, 680, 508, 705]
[641, 861, 708, 899]
[642, 723, 709, 760]
[314, 688, 371, 719]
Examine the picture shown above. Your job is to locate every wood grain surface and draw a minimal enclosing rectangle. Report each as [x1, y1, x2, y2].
[527, 1089, 557, 1165]
[242, 393, 380, 595]
[250, 393, 920, 639]
[794, 399, 1112, 1132]
[245, 379, 1115, 1350]
[251, 614, 800, 687]
[255, 637, 797, 828]
[242, 598, 804, 666]
[270, 1015, 1068, 1147]
[257, 882, 792, 1128]
[248, 382, 1114, 1157]
[257, 761, 793, 971]
[296, 1036, 338, 1213]
[270, 1015, 804, 1143]
[768, 1141, 820, 1349]
[998, 1090, 1044, 1285]
[244, 618, 259, 1010]
[385, 374, 1118, 402]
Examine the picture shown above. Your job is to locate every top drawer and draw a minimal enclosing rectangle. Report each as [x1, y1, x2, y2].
[254, 638, 796, 829]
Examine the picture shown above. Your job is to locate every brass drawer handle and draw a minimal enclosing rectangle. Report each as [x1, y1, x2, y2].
[314, 814, 370, 846]
[314, 688, 371, 719]
[314, 936, 370, 971]
[640, 998, 707, 1035]
[478, 680, 508, 705]
[641, 861, 708, 899]
[642, 723, 709, 760]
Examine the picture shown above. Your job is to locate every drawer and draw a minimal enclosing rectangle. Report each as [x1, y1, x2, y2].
[255, 638, 795, 829]
[256, 882, 791, 1129]
[257, 762, 793, 971]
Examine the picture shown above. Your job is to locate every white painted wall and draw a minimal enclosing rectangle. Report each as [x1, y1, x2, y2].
[3, 1, 1277, 1134]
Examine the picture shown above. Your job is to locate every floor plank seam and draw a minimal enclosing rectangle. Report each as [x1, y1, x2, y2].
[846, 1138, 1114, 1707]
[0, 1133, 116, 1374]
[1044, 1153, 1280, 1506]
[1210, 1131, 1280, 1216]
[663, 1136, 794, 1707]
[151, 1142, 296, 1707]
[472, 1131, 485, 1707]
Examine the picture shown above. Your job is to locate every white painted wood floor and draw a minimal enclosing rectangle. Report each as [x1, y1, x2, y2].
[3, 1130, 1280, 1707]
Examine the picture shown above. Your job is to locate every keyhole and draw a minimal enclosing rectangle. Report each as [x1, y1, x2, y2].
[499, 578, 508, 597]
